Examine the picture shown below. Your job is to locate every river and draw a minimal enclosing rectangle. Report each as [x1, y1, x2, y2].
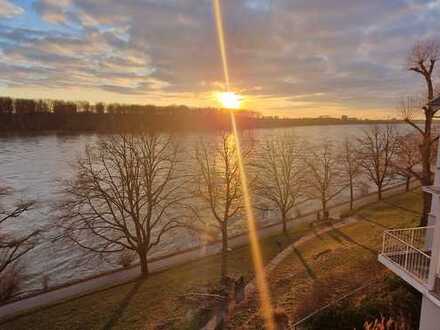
[0, 124, 411, 294]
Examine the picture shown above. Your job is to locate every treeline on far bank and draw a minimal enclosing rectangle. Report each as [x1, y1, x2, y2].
[0, 96, 400, 133]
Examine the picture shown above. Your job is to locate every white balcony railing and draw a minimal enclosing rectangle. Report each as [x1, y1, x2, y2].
[381, 226, 434, 284]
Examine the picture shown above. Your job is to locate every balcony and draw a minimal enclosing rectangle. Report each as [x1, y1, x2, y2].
[379, 226, 434, 288]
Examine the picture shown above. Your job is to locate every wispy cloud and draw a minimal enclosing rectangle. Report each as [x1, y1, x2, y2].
[0, 0, 24, 18]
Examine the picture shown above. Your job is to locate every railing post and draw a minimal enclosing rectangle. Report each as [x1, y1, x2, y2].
[428, 224, 440, 290]
[404, 239, 410, 270]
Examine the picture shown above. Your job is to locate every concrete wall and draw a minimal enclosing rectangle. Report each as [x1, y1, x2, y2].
[419, 296, 440, 330]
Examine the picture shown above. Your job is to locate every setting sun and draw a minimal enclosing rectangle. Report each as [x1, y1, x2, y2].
[217, 92, 241, 109]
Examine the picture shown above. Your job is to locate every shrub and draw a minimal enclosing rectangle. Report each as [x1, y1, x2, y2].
[301, 276, 421, 330]
[363, 316, 411, 330]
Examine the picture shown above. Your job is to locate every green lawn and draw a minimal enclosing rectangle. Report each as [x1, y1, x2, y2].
[0, 190, 422, 330]
[228, 190, 422, 329]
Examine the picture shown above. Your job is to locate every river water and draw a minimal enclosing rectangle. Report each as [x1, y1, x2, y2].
[0, 124, 410, 294]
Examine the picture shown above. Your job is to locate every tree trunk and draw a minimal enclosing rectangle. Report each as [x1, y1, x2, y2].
[349, 183, 354, 210]
[138, 249, 149, 278]
[405, 176, 410, 192]
[421, 190, 432, 227]
[377, 185, 382, 201]
[322, 199, 328, 220]
[420, 67, 433, 222]
[420, 132, 434, 225]
[221, 225, 228, 281]
[282, 212, 288, 236]
[408, 61, 435, 227]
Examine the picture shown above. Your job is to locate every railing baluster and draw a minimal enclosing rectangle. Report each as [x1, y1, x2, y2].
[411, 230, 415, 274]
[404, 241, 409, 269]
[381, 226, 433, 284]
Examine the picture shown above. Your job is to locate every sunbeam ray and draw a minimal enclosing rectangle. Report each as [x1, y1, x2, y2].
[212, 1, 275, 329]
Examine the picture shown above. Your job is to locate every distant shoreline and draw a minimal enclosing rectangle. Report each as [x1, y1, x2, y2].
[0, 112, 410, 135]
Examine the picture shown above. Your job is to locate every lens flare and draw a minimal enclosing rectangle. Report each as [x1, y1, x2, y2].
[212, 1, 275, 329]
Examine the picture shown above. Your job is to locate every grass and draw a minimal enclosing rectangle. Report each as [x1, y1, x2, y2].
[0, 217, 312, 329]
[0, 190, 422, 330]
[228, 190, 422, 329]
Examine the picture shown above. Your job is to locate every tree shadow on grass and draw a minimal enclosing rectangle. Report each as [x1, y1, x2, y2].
[329, 227, 376, 255]
[382, 200, 422, 216]
[326, 229, 344, 244]
[293, 247, 316, 280]
[311, 226, 325, 241]
[275, 235, 293, 251]
[102, 279, 145, 330]
[356, 214, 391, 230]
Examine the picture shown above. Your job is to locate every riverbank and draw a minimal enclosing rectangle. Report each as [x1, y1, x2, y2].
[0, 183, 420, 328]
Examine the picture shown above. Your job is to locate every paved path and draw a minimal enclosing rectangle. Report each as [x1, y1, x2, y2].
[0, 182, 418, 322]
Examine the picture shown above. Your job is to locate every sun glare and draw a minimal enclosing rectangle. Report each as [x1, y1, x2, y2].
[218, 91, 241, 109]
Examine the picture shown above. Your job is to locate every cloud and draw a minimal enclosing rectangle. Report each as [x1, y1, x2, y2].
[1, 0, 440, 117]
[0, 24, 159, 96]
[0, 0, 24, 18]
[33, 0, 72, 23]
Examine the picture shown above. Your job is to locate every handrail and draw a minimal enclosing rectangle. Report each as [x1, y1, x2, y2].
[383, 232, 431, 259]
[384, 226, 434, 233]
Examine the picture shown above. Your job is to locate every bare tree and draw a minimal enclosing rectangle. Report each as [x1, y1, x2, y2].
[0, 186, 38, 300]
[357, 125, 398, 201]
[254, 135, 306, 236]
[403, 39, 440, 225]
[340, 138, 362, 210]
[393, 132, 438, 192]
[304, 142, 345, 220]
[193, 133, 250, 281]
[392, 133, 422, 192]
[58, 133, 188, 277]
